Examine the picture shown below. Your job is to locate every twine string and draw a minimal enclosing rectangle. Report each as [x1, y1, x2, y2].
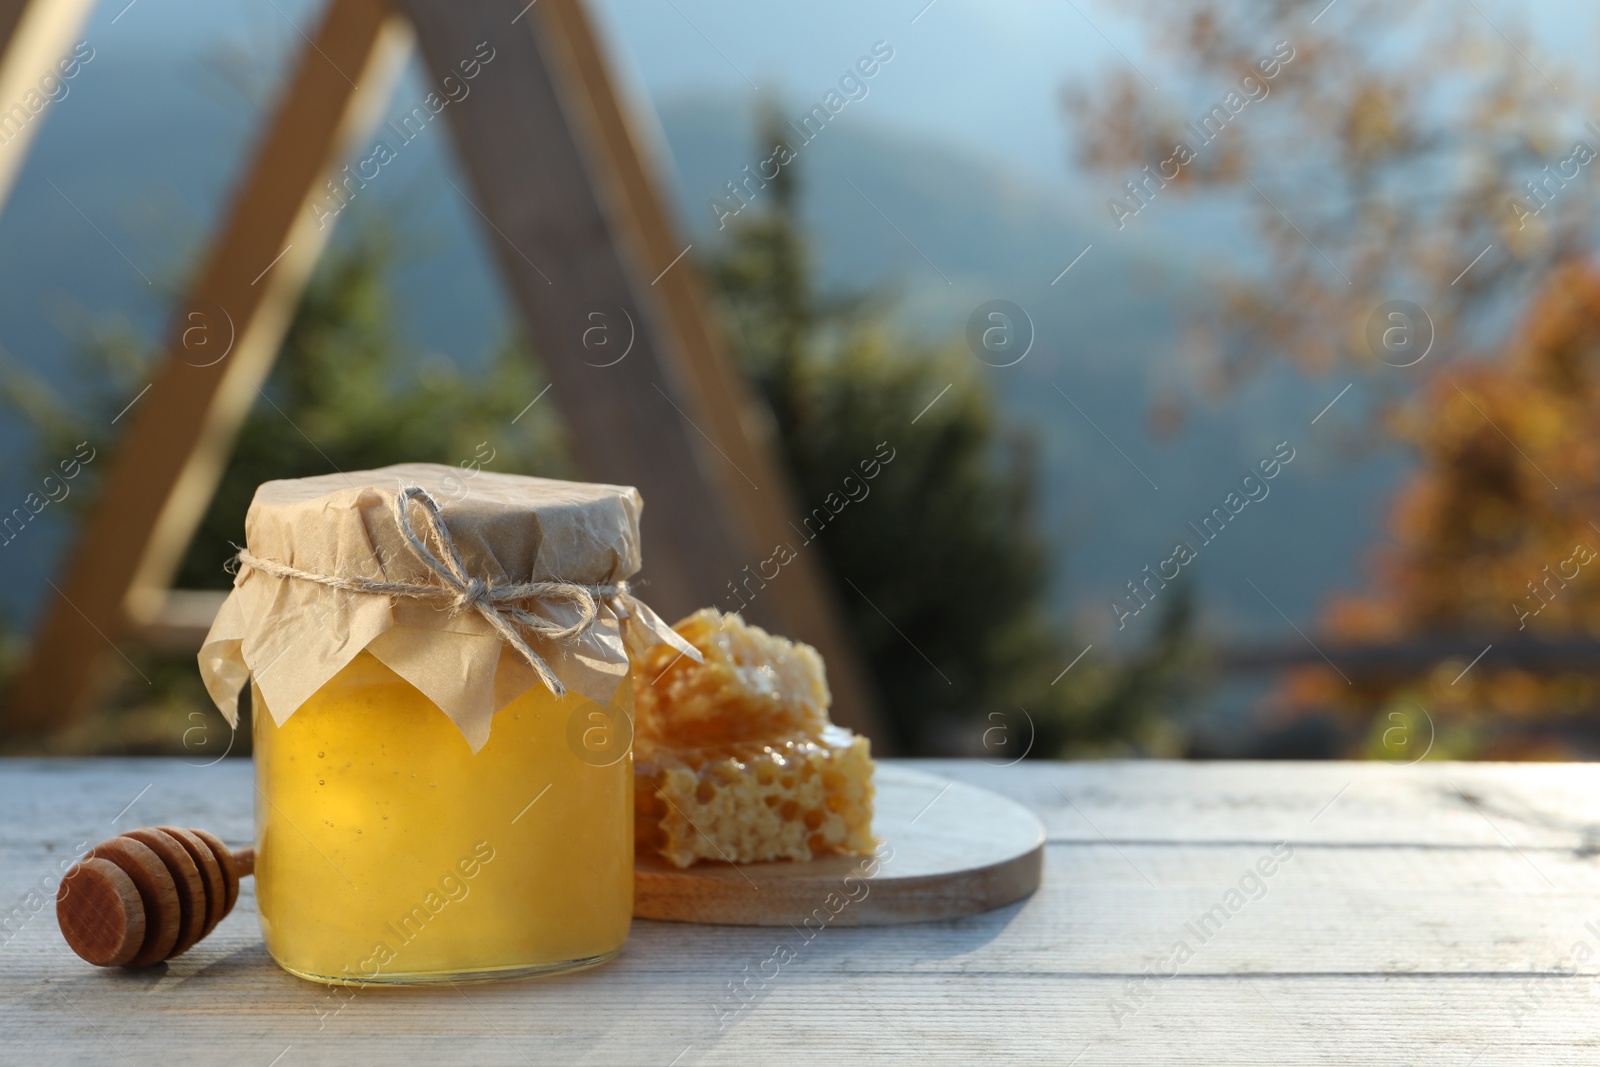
[234, 485, 622, 696]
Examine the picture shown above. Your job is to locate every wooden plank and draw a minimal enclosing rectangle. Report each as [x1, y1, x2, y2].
[4, 760, 1600, 1064]
[0, 0, 95, 211]
[2, 0, 413, 735]
[531, 0, 890, 747]
[394, 0, 889, 745]
[919, 759, 1600, 849]
[1219, 634, 1600, 675]
[132, 590, 230, 654]
[9, 965, 1600, 1066]
[4, 757, 1596, 860]
[3, 975, 1599, 1066]
[4, 757, 1596, 857]
[9, 837, 1599, 977]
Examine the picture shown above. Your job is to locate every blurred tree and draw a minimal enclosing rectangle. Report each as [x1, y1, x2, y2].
[1064, 0, 1600, 756]
[0, 211, 567, 752]
[1287, 264, 1600, 758]
[1065, 0, 1592, 396]
[707, 106, 1200, 755]
[171, 220, 570, 590]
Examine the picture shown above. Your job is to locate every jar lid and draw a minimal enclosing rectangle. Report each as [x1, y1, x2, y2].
[198, 463, 695, 750]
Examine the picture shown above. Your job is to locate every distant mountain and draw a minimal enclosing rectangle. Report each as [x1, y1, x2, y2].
[652, 95, 1409, 649]
[0, 55, 1407, 658]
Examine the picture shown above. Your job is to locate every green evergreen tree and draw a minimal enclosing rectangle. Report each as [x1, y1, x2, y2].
[172, 220, 569, 590]
[0, 213, 567, 752]
[706, 107, 1201, 755]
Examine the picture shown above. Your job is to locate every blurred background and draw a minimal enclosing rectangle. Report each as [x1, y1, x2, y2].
[4, 0, 1600, 762]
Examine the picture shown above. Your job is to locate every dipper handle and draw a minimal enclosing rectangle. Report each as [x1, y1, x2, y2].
[57, 827, 253, 967]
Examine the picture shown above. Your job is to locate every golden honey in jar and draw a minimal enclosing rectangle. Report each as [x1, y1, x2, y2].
[199, 465, 696, 985]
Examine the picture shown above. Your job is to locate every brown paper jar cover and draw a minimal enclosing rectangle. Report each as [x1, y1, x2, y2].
[197, 463, 695, 751]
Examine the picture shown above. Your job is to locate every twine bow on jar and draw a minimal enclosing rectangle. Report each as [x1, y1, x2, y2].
[234, 485, 623, 696]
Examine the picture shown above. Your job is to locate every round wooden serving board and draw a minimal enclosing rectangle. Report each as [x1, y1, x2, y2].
[634, 764, 1045, 926]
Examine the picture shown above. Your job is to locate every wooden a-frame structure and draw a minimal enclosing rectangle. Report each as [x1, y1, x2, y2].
[0, 0, 889, 746]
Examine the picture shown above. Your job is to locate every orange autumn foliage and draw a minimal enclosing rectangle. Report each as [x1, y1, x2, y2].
[1284, 262, 1600, 756]
[1061, 0, 1600, 756]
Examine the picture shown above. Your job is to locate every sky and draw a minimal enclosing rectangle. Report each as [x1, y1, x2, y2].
[590, 0, 1600, 182]
[76, 0, 1600, 187]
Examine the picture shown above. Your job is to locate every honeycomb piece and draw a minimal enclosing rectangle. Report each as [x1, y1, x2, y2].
[634, 608, 830, 748]
[633, 611, 876, 868]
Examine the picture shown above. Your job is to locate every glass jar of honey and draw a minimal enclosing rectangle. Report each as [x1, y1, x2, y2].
[199, 465, 695, 985]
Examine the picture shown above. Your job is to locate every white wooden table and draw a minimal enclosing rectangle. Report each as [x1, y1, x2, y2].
[4, 758, 1598, 1065]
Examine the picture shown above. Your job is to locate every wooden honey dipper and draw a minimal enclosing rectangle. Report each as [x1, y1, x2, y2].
[56, 827, 254, 968]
